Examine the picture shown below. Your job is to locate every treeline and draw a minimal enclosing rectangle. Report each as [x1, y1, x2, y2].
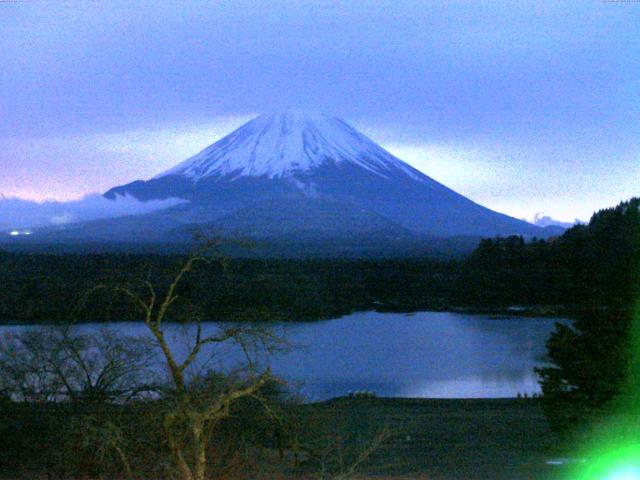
[1, 197, 638, 323]
[0, 254, 458, 323]
[458, 197, 640, 311]
[535, 199, 640, 436]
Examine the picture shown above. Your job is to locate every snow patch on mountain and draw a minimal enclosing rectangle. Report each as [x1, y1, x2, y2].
[155, 112, 427, 183]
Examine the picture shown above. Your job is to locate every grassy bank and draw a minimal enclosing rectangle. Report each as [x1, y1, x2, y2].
[289, 397, 567, 480]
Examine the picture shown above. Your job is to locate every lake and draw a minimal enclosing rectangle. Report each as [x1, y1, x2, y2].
[0, 311, 565, 401]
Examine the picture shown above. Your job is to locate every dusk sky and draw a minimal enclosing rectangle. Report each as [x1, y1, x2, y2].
[1, 1, 638, 222]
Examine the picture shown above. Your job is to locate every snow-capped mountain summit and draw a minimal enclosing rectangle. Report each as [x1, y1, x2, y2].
[155, 112, 424, 182]
[100, 112, 550, 247]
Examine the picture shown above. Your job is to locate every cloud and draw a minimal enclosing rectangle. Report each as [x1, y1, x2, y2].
[528, 213, 582, 229]
[0, 194, 186, 230]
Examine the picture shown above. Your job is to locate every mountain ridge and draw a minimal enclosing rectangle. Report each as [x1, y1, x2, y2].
[105, 111, 548, 241]
[18, 111, 558, 255]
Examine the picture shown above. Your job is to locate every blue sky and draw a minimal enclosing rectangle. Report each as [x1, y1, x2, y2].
[1, 0, 638, 221]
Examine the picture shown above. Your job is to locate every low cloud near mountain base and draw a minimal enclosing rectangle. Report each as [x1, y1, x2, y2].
[0, 194, 184, 231]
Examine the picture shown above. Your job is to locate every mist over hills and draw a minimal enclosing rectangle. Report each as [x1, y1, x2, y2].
[0, 195, 184, 231]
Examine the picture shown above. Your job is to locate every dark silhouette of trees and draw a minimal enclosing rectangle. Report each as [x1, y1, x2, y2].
[536, 309, 633, 434]
[536, 198, 640, 434]
[0, 326, 156, 403]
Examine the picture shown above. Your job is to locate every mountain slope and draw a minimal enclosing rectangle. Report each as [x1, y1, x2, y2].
[105, 112, 546, 239]
[153, 112, 426, 181]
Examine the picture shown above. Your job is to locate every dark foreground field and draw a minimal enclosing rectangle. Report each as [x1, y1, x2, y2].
[289, 397, 567, 480]
[1, 397, 570, 480]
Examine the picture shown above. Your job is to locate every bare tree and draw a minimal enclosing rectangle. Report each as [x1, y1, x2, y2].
[108, 241, 285, 480]
[0, 326, 156, 403]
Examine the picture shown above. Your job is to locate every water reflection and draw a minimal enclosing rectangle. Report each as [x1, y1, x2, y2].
[0, 311, 565, 401]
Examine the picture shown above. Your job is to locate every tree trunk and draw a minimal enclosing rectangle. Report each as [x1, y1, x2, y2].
[165, 413, 194, 480]
[193, 415, 207, 480]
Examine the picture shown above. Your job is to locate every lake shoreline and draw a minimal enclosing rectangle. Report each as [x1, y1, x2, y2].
[0, 305, 571, 326]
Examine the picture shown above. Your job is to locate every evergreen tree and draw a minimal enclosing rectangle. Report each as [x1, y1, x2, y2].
[536, 198, 640, 434]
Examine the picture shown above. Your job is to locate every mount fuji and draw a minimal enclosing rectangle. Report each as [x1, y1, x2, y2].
[21, 112, 553, 254]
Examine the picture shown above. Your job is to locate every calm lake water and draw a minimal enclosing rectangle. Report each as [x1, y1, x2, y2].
[0, 311, 565, 401]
